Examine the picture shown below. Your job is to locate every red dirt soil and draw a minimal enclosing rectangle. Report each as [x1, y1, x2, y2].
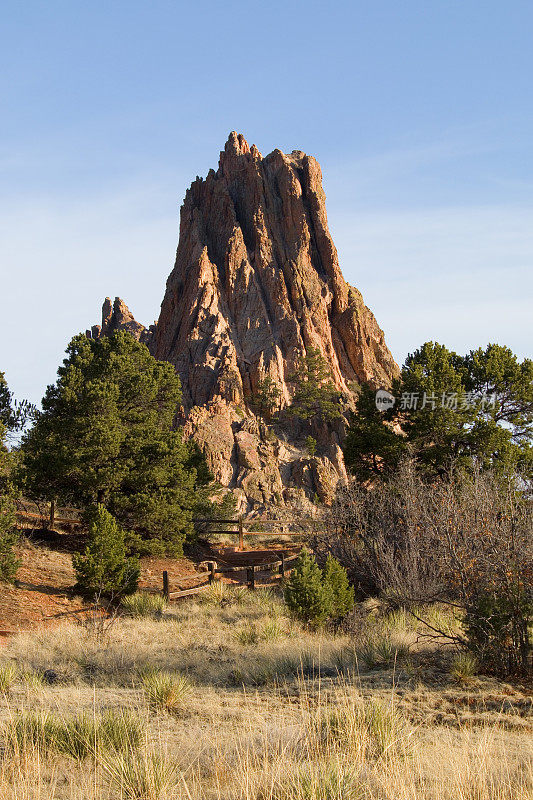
[0, 533, 300, 634]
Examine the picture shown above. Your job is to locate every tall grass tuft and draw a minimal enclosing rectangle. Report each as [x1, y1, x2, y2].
[270, 761, 363, 800]
[355, 699, 414, 760]
[99, 709, 146, 752]
[3, 709, 145, 762]
[252, 587, 276, 609]
[356, 632, 410, 670]
[20, 668, 46, 690]
[200, 581, 226, 606]
[122, 592, 167, 618]
[231, 585, 249, 605]
[4, 712, 59, 756]
[0, 663, 18, 693]
[101, 750, 178, 800]
[261, 617, 286, 642]
[450, 652, 479, 684]
[235, 622, 260, 646]
[54, 714, 97, 760]
[141, 669, 192, 713]
[318, 697, 414, 763]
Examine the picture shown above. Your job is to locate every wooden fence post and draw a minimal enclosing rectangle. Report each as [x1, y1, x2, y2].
[279, 554, 285, 580]
[208, 562, 217, 584]
[48, 499, 55, 531]
[247, 566, 256, 590]
[238, 516, 244, 551]
[162, 571, 169, 600]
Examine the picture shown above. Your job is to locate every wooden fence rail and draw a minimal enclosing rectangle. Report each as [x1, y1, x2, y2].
[193, 516, 317, 551]
[162, 552, 301, 600]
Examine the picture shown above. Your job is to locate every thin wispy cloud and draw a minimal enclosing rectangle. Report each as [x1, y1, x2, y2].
[332, 204, 533, 363]
[333, 136, 496, 184]
[0, 188, 179, 406]
[323, 122, 532, 209]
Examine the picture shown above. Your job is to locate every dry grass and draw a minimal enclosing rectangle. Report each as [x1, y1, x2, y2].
[141, 670, 193, 713]
[0, 587, 530, 799]
[450, 653, 480, 685]
[121, 592, 168, 618]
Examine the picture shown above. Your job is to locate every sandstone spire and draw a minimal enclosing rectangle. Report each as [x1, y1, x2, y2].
[154, 132, 397, 411]
[90, 134, 399, 509]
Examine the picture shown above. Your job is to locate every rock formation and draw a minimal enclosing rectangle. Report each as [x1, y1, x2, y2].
[89, 133, 399, 510]
[86, 297, 155, 347]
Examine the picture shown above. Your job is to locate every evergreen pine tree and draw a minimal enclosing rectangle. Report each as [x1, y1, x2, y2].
[287, 347, 341, 423]
[19, 332, 211, 555]
[345, 342, 533, 482]
[0, 485, 19, 583]
[73, 504, 140, 598]
[305, 436, 317, 456]
[284, 550, 332, 625]
[251, 376, 281, 421]
[322, 555, 355, 621]
[0, 375, 23, 584]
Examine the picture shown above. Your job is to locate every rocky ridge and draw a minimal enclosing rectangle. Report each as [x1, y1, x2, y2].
[89, 133, 399, 511]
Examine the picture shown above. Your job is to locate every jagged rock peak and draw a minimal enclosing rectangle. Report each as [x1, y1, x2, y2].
[86, 297, 155, 346]
[154, 132, 399, 411]
[224, 131, 251, 156]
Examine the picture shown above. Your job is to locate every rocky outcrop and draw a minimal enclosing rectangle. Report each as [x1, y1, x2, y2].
[90, 133, 399, 511]
[182, 399, 346, 511]
[87, 297, 155, 346]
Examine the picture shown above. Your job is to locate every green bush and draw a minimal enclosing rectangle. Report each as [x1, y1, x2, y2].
[323, 555, 355, 621]
[284, 550, 332, 626]
[0, 492, 19, 583]
[73, 505, 139, 599]
[463, 589, 532, 677]
[284, 551, 354, 626]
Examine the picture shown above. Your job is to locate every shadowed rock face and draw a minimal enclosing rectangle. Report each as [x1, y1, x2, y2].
[89, 133, 399, 510]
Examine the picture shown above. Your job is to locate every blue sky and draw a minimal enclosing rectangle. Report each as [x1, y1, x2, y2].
[1, 0, 532, 407]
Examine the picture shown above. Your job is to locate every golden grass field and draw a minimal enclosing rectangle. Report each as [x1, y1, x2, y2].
[0, 581, 531, 799]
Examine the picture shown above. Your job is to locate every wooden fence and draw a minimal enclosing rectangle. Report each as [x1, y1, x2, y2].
[162, 552, 301, 601]
[193, 516, 317, 551]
